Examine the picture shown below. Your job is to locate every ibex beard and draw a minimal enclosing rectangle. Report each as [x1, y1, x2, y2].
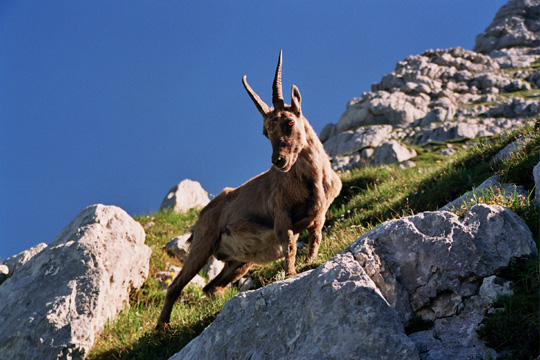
[156, 51, 342, 328]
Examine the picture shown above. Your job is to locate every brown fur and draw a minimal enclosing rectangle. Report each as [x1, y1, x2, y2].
[156, 51, 341, 328]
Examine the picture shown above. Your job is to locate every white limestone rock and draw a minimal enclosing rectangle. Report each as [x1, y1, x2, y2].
[171, 253, 419, 360]
[371, 141, 417, 166]
[164, 233, 225, 282]
[160, 179, 210, 213]
[319, 122, 337, 143]
[323, 125, 393, 157]
[491, 136, 528, 163]
[330, 140, 416, 172]
[474, 0, 540, 54]
[336, 91, 430, 132]
[347, 204, 536, 359]
[479, 275, 514, 302]
[0, 204, 151, 360]
[3, 242, 48, 275]
[165, 233, 192, 262]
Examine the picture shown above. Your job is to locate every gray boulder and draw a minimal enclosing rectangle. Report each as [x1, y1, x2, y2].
[331, 150, 371, 172]
[172, 253, 419, 360]
[489, 47, 539, 69]
[160, 179, 210, 213]
[486, 97, 539, 118]
[336, 91, 430, 132]
[165, 233, 192, 262]
[491, 136, 528, 163]
[165, 233, 225, 282]
[202, 256, 225, 282]
[474, 0, 540, 53]
[330, 140, 416, 172]
[348, 204, 536, 359]
[408, 117, 532, 146]
[371, 141, 417, 166]
[0, 204, 151, 360]
[3, 242, 48, 274]
[323, 125, 393, 157]
[319, 122, 337, 143]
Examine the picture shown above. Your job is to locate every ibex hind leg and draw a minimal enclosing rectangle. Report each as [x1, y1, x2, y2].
[156, 234, 215, 329]
[203, 260, 253, 297]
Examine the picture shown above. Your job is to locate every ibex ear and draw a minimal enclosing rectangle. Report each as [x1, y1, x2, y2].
[291, 85, 302, 115]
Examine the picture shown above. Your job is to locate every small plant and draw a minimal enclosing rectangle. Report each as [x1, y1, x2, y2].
[477, 259, 540, 360]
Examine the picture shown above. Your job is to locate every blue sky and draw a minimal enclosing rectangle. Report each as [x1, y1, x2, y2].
[0, 1, 507, 260]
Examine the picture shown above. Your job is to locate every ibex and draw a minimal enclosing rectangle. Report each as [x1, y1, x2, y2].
[157, 51, 342, 328]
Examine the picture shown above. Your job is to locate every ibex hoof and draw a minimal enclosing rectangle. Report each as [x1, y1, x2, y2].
[155, 321, 170, 331]
[286, 269, 298, 277]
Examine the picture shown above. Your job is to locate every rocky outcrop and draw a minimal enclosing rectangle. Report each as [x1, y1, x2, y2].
[473, 0, 539, 53]
[0, 204, 151, 360]
[491, 135, 528, 162]
[172, 253, 420, 360]
[322, 0, 539, 173]
[169, 204, 536, 360]
[323, 125, 393, 157]
[3, 242, 48, 274]
[160, 179, 210, 213]
[354, 204, 536, 360]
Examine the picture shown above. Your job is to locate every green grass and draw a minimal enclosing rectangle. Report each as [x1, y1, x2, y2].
[88, 119, 539, 360]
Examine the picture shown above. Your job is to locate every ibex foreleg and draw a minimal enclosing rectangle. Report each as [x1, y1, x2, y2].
[274, 208, 299, 276]
[306, 213, 325, 261]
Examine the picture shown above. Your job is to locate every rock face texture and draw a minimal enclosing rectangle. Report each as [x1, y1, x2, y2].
[170, 204, 536, 360]
[172, 253, 419, 360]
[0, 205, 151, 360]
[164, 233, 225, 282]
[321, 0, 539, 172]
[160, 179, 210, 213]
[3, 242, 48, 274]
[474, 0, 539, 53]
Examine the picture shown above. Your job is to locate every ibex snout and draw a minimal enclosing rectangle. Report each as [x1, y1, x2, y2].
[272, 155, 286, 169]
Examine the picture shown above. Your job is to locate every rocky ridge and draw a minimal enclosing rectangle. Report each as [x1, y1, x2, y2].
[321, 0, 539, 173]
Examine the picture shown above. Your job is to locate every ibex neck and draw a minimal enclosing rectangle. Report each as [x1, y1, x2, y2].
[291, 119, 330, 181]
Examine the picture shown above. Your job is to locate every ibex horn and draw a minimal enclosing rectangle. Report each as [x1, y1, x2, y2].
[272, 50, 284, 110]
[243, 75, 270, 116]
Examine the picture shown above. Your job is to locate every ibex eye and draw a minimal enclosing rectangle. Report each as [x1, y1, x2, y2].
[288, 120, 295, 127]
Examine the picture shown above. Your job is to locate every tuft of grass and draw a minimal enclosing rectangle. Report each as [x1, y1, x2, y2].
[137, 209, 199, 274]
[88, 120, 539, 359]
[476, 259, 540, 360]
[88, 282, 237, 360]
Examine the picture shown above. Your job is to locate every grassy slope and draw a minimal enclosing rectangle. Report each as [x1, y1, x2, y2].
[87, 120, 539, 360]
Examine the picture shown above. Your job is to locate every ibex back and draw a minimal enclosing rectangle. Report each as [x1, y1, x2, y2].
[156, 51, 342, 328]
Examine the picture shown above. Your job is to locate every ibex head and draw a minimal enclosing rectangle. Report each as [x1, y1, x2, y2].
[243, 51, 307, 173]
